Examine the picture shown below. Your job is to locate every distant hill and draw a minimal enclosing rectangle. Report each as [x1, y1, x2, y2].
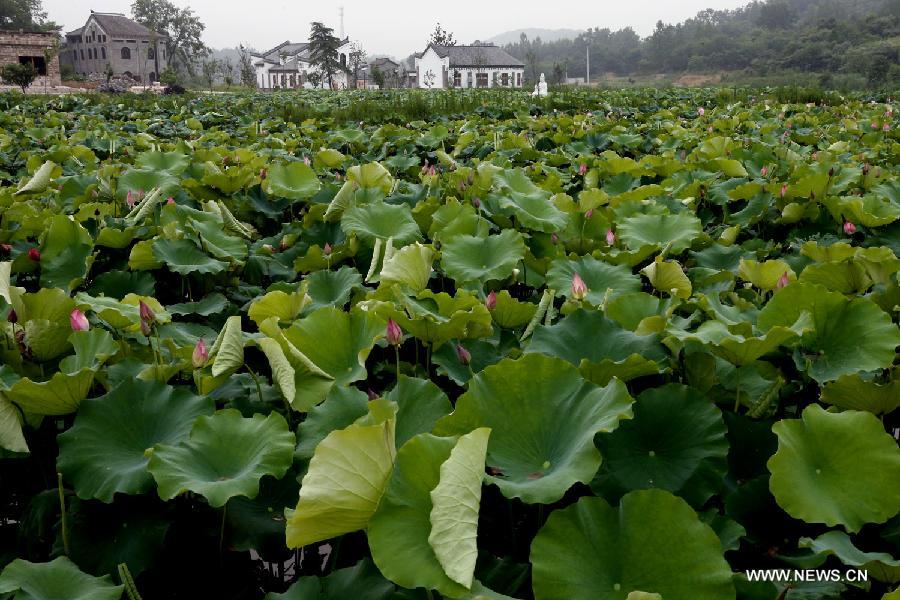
[487, 28, 583, 45]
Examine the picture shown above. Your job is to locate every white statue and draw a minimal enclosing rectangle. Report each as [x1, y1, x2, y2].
[531, 73, 548, 97]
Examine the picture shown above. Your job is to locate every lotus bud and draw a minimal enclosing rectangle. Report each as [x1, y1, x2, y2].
[472, 197, 481, 209]
[192, 338, 208, 368]
[698, 107, 705, 116]
[485, 291, 497, 311]
[304, 155, 311, 166]
[843, 221, 857, 235]
[578, 163, 587, 176]
[367, 388, 379, 401]
[323, 242, 332, 256]
[139, 300, 156, 323]
[166, 197, 175, 205]
[780, 184, 788, 199]
[27, 248, 40, 262]
[140, 319, 152, 337]
[884, 123, 891, 132]
[550, 233, 559, 245]
[606, 229, 616, 246]
[872, 122, 879, 130]
[776, 271, 790, 290]
[260, 168, 267, 179]
[7, 309, 17, 324]
[126, 190, 136, 208]
[571, 273, 589, 301]
[828, 167, 834, 178]
[455, 344, 471, 366]
[0, 244, 11, 253]
[386, 319, 402, 346]
[69, 308, 89, 332]
[584, 209, 594, 220]
[760, 166, 768, 178]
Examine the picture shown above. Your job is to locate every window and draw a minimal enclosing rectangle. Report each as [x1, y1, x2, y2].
[80, 49, 84, 60]
[502, 72, 509, 86]
[517, 72, 522, 87]
[101, 47, 106, 60]
[453, 71, 461, 87]
[476, 73, 488, 87]
[340, 53, 346, 67]
[148, 47, 155, 60]
[121, 47, 131, 60]
[18, 56, 47, 75]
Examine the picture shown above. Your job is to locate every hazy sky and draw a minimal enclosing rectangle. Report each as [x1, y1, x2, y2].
[44, 0, 750, 58]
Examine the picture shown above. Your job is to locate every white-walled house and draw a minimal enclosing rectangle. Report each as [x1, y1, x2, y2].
[252, 38, 353, 90]
[414, 43, 525, 89]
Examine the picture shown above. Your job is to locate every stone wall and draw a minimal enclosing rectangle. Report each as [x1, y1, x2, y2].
[0, 30, 62, 87]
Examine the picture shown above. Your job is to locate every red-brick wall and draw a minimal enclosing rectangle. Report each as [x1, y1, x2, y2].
[0, 30, 62, 87]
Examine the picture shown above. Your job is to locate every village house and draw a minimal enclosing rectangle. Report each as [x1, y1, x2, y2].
[0, 29, 61, 88]
[356, 57, 403, 89]
[414, 43, 525, 89]
[252, 38, 353, 90]
[64, 11, 167, 84]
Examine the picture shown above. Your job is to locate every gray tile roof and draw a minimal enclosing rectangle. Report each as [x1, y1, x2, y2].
[88, 12, 166, 38]
[431, 44, 524, 68]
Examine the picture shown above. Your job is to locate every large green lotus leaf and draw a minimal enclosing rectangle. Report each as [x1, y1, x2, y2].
[368, 433, 469, 598]
[492, 169, 568, 232]
[57, 379, 214, 502]
[738, 258, 796, 290]
[248, 290, 307, 327]
[798, 261, 873, 295]
[385, 375, 453, 447]
[183, 212, 248, 262]
[39, 215, 93, 291]
[148, 409, 295, 508]
[606, 292, 673, 332]
[768, 405, 900, 532]
[0, 392, 27, 453]
[5, 369, 94, 416]
[264, 161, 321, 200]
[14, 160, 58, 195]
[20, 287, 75, 361]
[304, 266, 363, 311]
[152, 239, 228, 275]
[820, 374, 899, 415]
[379, 242, 434, 293]
[429, 428, 491, 589]
[0, 557, 123, 600]
[490, 290, 537, 329]
[617, 212, 703, 254]
[135, 150, 189, 173]
[265, 559, 396, 600]
[118, 167, 180, 198]
[592, 384, 728, 507]
[278, 307, 385, 410]
[641, 259, 692, 299]
[666, 314, 811, 366]
[226, 471, 300, 560]
[546, 255, 641, 304]
[341, 202, 421, 245]
[58, 329, 119, 374]
[369, 289, 493, 349]
[530, 490, 736, 600]
[799, 530, 900, 583]
[434, 354, 634, 504]
[428, 199, 490, 242]
[757, 283, 900, 383]
[526, 310, 668, 385]
[167, 292, 228, 316]
[441, 231, 526, 286]
[286, 400, 397, 548]
[295, 387, 369, 461]
[823, 194, 900, 228]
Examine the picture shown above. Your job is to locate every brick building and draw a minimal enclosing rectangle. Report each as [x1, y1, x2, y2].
[0, 29, 62, 88]
[64, 11, 167, 84]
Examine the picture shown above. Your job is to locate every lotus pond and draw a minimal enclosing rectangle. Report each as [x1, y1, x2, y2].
[0, 88, 898, 600]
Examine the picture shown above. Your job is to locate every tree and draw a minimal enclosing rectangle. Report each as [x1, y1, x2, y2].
[0, 0, 53, 30]
[219, 57, 234, 87]
[308, 21, 340, 89]
[1, 63, 37, 93]
[371, 66, 385, 89]
[429, 23, 456, 47]
[347, 42, 366, 89]
[201, 57, 220, 91]
[238, 44, 256, 88]
[131, 0, 207, 76]
[525, 49, 539, 83]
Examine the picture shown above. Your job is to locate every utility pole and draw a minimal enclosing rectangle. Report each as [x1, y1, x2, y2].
[586, 43, 590, 86]
[339, 6, 345, 39]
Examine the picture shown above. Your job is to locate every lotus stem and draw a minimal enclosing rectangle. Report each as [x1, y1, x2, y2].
[118, 563, 143, 600]
[246, 365, 264, 405]
[395, 346, 401, 381]
[57, 472, 70, 556]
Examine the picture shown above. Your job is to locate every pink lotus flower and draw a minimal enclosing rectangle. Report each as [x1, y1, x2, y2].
[386, 319, 402, 346]
[884, 123, 891, 132]
[140, 319, 151, 337]
[584, 209, 593, 220]
[0, 244, 11, 253]
[578, 163, 587, 176]
[69, 308, 89, 332]
[27, 248, 40, 262]
[126, 190, 137, 209]
[760, 166, 768, 178]
[139, 300, 156, 323]
[485, 291, 497, 311]
[780, 184, 788, 199]
[323, 242, 332, 256]
[776, 272, 790, 290]
[606, 229, 616, 246]
[843, 221, 857, 235]
[192, 338, 208, 368]
[698, 107, 705, 117]
[303, 156, 311, 166]
[455, 344, 471, 365]
[872, 122, 879, 130]
[571, 273, 589, 301]
[166, 197, 175, 205]
[260, 168, 267, 179]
